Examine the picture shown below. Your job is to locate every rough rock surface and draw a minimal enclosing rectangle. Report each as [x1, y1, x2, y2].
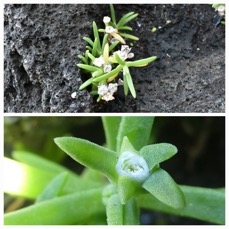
[4, 4, 225, 113]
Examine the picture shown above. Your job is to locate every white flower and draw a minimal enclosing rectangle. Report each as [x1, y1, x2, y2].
[115, 50, 128, 61]
[108, 83, 118, 94]
[102, 93, 115, 101]
[116, 151, 150, 182]
[98, 85, 109, 96]
[103, 16, 111, 24]
[114, 45, 135, 61]
[121, 45, 131, 53]
[93, 56, 105, 67]
[127, 53, 134, 59]
[104, 64, 112, 73]
[105, 26, 118, 34]
[98, 83, 118, 101]
[217, 5, 225, 17]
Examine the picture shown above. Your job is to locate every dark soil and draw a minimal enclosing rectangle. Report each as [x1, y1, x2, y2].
[4, 4, 225, 113]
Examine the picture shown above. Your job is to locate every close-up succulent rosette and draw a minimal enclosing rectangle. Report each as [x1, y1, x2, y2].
[4, 116, 225, 225]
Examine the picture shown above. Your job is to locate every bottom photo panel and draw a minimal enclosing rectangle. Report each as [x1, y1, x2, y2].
[4, 116, 225, 225]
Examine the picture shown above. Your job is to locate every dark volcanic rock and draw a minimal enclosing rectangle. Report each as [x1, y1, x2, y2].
[4, 4, 225, 113]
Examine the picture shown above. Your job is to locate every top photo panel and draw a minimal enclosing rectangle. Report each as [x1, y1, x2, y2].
[4, 4, 225, 113]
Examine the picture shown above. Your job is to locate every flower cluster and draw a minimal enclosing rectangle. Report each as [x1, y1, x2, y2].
[77, 4, 157, 102]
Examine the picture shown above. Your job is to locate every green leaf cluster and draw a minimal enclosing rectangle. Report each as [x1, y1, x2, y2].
[77, 5, 157, 101]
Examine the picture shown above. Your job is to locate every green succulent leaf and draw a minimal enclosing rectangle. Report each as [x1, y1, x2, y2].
[79, 77, 94, 90]
[117, 12, 138, 27]
[92, 69, 103, 78]
[102, 34, 109, 52]
[138, 186, 225, 225]
[110, 4, 117, 25]
[114, 53, 125, 66]
[123, 198, 139, 225]
[123, 74, 129, 95]
[140, 143, 178, 170]
[93, 64, 123, 82]
[77, 64, 99, 72]
[126, 56, 157, 67]
[54, 137, 118, 182]
[92, 37, 99, 56]
[36, 172, 68, 203]
[106, 194, 139, 225]
[117, 175, 139, 204]
[124, 69, 136, 98]
[4, 188, 104, 225]
[106, 194, 123, 225]
[119, 33, 139, 40]
[142, 168, 185, 209]
[118, 26, 133, 31]
[212, 4, 224, 8]
[78, 55, 88, 64]
[116, 117, 154, 152]
[93, 21, 101, 52]
[86, 45, 92, 52]
[87, 52, 95, 62]
[12, 151, 70, 174]
[83, 37, 94, 47]
[102, 116, 121, 151]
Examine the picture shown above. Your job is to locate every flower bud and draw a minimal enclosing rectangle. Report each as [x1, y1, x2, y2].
[116, 151, 150, 182]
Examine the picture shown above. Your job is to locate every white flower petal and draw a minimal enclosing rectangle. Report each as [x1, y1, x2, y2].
[105, 26, 118, 34]
[127, 53, 134, 59]
[108, 83, 118, 94]
[93, 56, 105, 67]
[102, 93, 115, 101]
[98, 85, 108, 96]
[121, 45, 131, 53]
[116, 151, 150, 182]
[104, 64, 112, 73]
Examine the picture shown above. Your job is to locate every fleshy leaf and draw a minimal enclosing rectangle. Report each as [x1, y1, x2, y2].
[35, 172, 68, 203]
[142, 168, 185, 209]
[126, 56, 157, 67]
[138, 186, 225, 225]
[4, 188, 104, 225]
[54, 137, 118, 182]
[102, 116, 121, 151]
[139, 143, 178, 169]
[123, 198, 139, 225]
[106, 194, 139, 225]
[117, 175, 139, 204]
[12, 151, 72, 174]
[106, 194, 123, 225]
[116, 117, 154, 152]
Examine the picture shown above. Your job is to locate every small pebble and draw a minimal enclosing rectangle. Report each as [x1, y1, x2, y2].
[71, 92, 77, 99]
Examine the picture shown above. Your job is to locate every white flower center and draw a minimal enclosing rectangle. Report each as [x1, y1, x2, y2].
[116, 151, 150, 182]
